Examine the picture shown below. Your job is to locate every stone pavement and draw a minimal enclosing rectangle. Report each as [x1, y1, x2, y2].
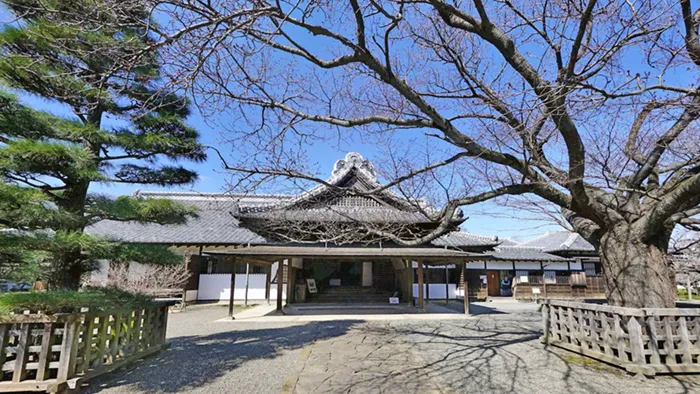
[282, 323, 444, 394]
[83, 302, 700, 394]
[279, 301, 700, 394]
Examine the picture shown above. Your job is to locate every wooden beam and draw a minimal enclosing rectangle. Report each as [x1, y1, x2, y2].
[425, 262, 430, 303]
[445, 266, 449, 304]
[228, 257, 237, 319]
[463, 262, 470, 315]
[244, 263, 250, 306]
[265, 268, 271, 305]
[287, 265, 296, 306]
[276, 260, 284, 312]
[417, 261, 425, 311]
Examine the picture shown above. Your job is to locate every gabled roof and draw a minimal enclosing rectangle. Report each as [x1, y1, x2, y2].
[261, 152, 426, 212]
[517, 231, 595, 253]
[236, 152, 464, 225]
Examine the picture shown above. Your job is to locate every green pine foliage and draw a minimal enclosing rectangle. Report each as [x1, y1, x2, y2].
[0, 0, 206, 288]
[0, 287, 156, 314]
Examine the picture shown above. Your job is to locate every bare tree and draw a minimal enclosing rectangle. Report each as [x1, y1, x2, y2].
[140, 1, 700, 308]
[89, 263, 191, 298]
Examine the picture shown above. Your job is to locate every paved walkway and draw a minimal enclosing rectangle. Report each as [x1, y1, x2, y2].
[83, 302, 700, 394]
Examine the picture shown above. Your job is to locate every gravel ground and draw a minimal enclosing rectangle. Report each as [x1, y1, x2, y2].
[82, 302, 700, 394]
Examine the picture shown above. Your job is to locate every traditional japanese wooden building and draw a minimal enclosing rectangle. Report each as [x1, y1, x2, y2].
[87, 153, 599, 313]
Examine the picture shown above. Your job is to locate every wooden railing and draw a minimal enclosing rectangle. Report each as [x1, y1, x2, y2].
[0, 303, 170, 393]
[540, 299, 700, 376]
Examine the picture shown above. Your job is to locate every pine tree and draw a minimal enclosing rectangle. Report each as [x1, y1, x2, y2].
[0, 0, 206, 289]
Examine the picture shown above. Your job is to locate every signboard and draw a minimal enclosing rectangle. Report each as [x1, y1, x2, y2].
[329, 279, 341, 287]
[532, 287, 541, 294]
[306, 279, 318, 294]
[389, 297, 399, 304]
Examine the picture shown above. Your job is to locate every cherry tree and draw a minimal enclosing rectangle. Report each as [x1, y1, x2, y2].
[142, 0, 700, 308]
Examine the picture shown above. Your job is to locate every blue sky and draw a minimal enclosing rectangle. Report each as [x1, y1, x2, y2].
[0, 5, 565, 242]
[13, 91, 559, 241]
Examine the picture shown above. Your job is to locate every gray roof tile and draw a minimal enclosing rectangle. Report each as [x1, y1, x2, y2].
[431, 231, 500, 248]
[240, 207, 445, 224]
[517, 231, 595, 252]
[86, 195, 267, 245]
[490, 246, 572, 261]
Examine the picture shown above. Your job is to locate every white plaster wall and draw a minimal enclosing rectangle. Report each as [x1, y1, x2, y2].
[467, 261, 486, 270]
[91, 260, 110, 283]
[569, 261, 582, 270]
[485, 261, 513, 270]
[513, 262, 542, 270]
[198, 273, 285, 302]
[412, 283, 458, 299]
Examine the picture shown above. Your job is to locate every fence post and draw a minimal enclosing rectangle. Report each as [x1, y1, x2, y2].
[627, 317, 646, 365]
[12, 324, 30, 382]
[57, 318, 80, 383]
[541, 302, 550, 343]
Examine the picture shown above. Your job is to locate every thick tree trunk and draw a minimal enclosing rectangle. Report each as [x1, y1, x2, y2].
[48, 249, 85, 290]
[599, 225, 676, 308]
[53, 180, 91, 291]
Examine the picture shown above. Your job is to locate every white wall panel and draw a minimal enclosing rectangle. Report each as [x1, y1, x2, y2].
[198, 273, 283, 301]
[543, 262, 569, 271]
[485, 261, 513, 270]
[513, 262, 542, 270]
[412, 283, 458, 299]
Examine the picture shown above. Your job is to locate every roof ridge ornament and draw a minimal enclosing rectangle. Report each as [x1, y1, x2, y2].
[329, 152, 377, 184]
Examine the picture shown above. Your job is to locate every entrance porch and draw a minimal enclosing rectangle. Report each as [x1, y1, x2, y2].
[203, 244, 484, 316]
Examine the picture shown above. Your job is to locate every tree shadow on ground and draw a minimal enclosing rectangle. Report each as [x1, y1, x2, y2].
[82, 320, 360, 393]
[299, 307, 700, 394]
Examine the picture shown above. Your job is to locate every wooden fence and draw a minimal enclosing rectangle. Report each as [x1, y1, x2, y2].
[514, 276, 606, 301]
[0, 303, 170, 393]
[540, 299, 700, 376]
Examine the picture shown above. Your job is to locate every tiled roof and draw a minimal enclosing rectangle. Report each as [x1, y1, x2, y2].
[517, 231, 595, 253]
[497, 238, 520, 247]
[86, 195, 268, 245]
[239, 207, 447, 224]
[489, 246, 572, 261]
[431, 231, 500, 248]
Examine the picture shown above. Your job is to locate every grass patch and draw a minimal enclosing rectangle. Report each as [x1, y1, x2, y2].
[0, 286, 155, 315]
[560, 353, 619, 373]
[677, 288, 700, 301]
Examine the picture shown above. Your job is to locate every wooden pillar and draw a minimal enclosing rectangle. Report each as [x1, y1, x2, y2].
[417, 261, 425, 311]
[276, 260, 284, 312]
[462, 261, 470, 315]
[244, 263, 250, 306]
[228, 257, 237, 319]
[287, 264, 296, 306]
[265, 267, 271, 305]
[407, 264, 414, 306]
[445, 265, 449, 304]
[425, 263, 430, 303]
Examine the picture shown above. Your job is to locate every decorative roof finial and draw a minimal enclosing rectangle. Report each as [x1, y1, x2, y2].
[329, 152, 377, 183]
